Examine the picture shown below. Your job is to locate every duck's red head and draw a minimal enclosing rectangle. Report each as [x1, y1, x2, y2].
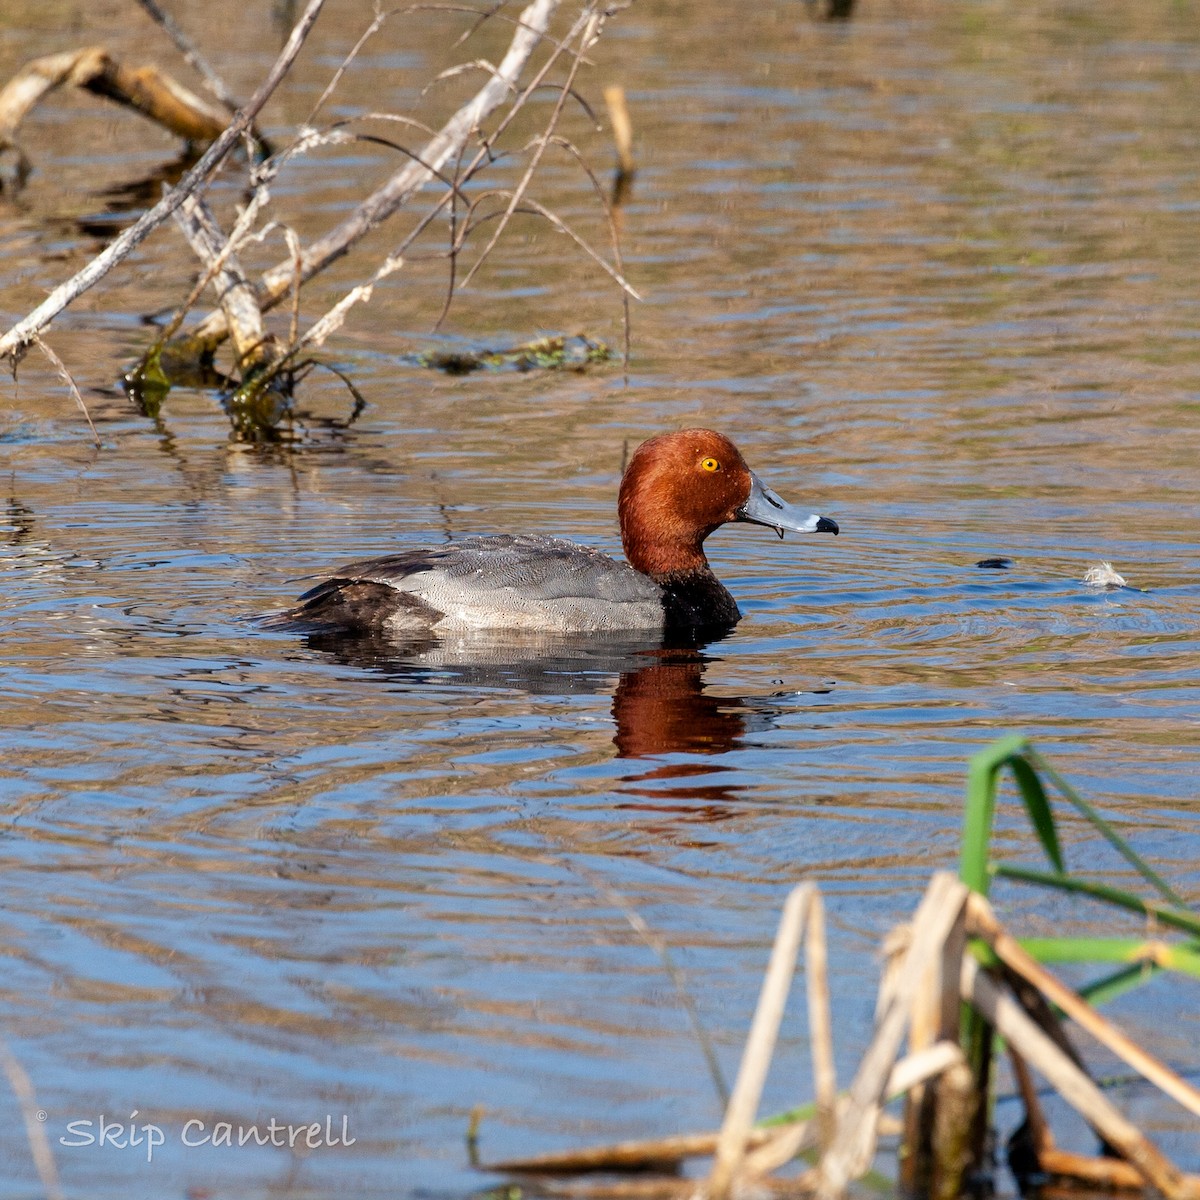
[618, 429, 838, 580]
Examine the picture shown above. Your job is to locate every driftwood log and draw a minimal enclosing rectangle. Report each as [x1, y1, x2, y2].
[0, 46, 229, 167]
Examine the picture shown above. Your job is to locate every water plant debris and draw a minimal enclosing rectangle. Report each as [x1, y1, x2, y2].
[415, 335, 613, 375]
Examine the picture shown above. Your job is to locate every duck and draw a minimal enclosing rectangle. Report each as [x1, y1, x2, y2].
[280, 429, 838, 636]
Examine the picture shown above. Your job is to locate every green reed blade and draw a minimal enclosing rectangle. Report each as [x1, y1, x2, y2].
[960, 734, 1030, 895]
[998, 865, 1200, 938]
[1009, 755, 1064, 874]
[1018, 937, 1200, 979]
[1078, 961, 1162, 1006]
[1028, 749, 1183, 906]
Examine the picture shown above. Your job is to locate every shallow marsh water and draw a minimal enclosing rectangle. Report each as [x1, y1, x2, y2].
[1, 1, 1199, 1196]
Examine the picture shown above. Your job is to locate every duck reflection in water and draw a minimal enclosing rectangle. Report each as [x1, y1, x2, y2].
[610, 643, 755, 813]
[293, 627, 781, 814]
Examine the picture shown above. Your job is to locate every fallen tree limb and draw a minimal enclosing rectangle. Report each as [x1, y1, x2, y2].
[0, 0, 327, 369]
[173, 196, 274, 372]
[0, 47, 228, 159]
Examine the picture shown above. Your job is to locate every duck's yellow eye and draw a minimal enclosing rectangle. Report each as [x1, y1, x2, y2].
[700, 457, 720, 473]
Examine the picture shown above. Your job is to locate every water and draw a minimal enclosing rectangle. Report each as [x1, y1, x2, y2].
[1, 1, 1198, 1196]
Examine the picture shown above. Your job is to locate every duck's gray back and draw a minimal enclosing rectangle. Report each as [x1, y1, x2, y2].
[336, 534, 665, 633]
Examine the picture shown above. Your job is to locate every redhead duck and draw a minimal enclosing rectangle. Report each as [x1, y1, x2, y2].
[281, 429, 838, 636]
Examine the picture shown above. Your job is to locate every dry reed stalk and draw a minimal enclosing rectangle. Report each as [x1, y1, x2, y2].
[961, 955, 1192, 1200]
[0, 0, 327, 366]
[741, 1118, 816, 1178]
[534, 1179, 694, 1200]
[0, 1040, 64, 1200]
[966, 892, 1200, 1120]
[487, 1128, 775, 1175]
[908, 895, 971, 1198]
[708, 883, 815, 1200]
[1039, 1147, 1200, 1195]
[803, 889, 836, 1149]
[929, 1058, 975, 1200]
[813, 873, 968, 1200]
[899, 909, 950, 1192]
[1008, 1046, 1055, 1157]
[886, 1041, 967, 1097]
[603, 84, 635, 176]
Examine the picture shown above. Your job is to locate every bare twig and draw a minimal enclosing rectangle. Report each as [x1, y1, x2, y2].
[458, 4, 600, 290]
[177, 0, 563, 351]
[32, 337, 100, 448]
[0, 1040, 64, 1200]
[0, 0, 327, 366]
[1008, 1046, 1054, 1157]
[134, 0, 241, 114]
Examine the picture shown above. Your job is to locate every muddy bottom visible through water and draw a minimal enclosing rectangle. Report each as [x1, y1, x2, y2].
[1, 1, 1199, 1197]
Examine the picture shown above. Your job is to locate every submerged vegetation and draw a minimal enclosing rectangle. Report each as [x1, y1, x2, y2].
[415, 335, 614, 375]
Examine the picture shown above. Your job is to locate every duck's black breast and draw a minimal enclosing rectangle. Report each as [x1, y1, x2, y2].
[657, 570, 742, 634]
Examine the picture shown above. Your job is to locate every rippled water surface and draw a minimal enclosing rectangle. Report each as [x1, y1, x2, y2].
[2, 1, 1199, 1196]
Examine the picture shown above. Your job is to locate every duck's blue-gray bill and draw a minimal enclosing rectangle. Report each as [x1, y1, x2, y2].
[736, 472, 839, 538]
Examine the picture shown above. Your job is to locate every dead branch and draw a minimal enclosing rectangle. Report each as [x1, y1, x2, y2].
[172, 0, 637, 357]
[0, 0, 327, 368]
[0, 47, 229, 156]
[173, 197, 274, 372]
[32, 337, 100, 448]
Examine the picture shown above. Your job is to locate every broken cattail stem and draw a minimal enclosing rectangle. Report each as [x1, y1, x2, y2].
[961, 955, 1191, 1200]
[604, 84, 635, 176]
[966, 891, 1200, 1120]
[815, 874, 969, 1200]
[708, 883, 814, 1200]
